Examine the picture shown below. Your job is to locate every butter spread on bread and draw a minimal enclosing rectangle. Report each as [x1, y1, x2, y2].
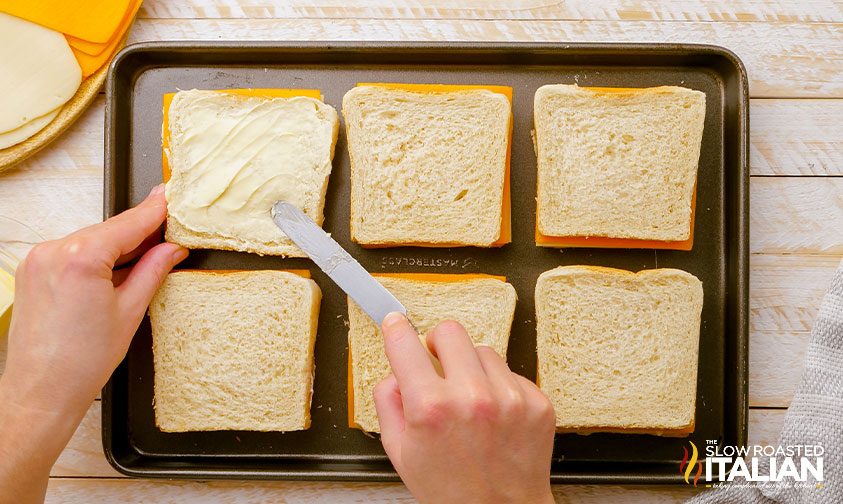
[164, 89, 338, 257]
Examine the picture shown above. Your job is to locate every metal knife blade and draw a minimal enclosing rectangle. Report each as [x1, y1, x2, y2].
[271, 201, 409, 327]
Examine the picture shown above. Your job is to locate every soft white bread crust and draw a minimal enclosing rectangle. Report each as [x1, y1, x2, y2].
[535, 266, 703, 434]
[150, 270, 321, 432]
[347, 276, 517, 432]
[343, 86, 510, 247]
[534, 85, 705, 241]
[165, 217, 304, 257]
[165, 90, 339, 257]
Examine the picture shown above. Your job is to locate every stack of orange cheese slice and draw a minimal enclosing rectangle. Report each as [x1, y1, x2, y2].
[0, 0, 141, 150]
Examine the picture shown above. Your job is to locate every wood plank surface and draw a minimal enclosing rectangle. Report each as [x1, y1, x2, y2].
[748, 254, 839, 407]
[750, 254, 839, 332]
[750, 99, 843, 176]
[45, 479, 703, 503]
[46, 477, 421, 503]
[138, 0, 843, 23]
[124, 18, 843, 98]
[750, 330, 809, 407]
[750, 178, 843, 255]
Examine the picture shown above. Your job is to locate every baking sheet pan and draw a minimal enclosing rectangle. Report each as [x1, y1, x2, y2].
[102, 42, 748, 483]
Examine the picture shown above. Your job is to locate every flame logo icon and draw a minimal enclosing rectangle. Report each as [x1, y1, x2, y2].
[679, 441, 703, 486]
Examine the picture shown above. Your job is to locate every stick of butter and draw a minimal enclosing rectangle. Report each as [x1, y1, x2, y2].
[0, 268, 13, 337]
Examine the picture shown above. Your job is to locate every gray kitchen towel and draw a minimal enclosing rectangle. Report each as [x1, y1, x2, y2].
[688, 260, 843, 503]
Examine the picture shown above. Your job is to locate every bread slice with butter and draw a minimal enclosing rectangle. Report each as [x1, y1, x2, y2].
[535, 266, 703, 435]
[343, 84, 512, 247]
[164, 89, 339, 257]
[534, 85, 705, 249]
[150, 270, 321, 432]
[347, 273, 517, 432]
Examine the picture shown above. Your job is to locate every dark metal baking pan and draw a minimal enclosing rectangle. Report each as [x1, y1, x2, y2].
[102, 42, 748, 483]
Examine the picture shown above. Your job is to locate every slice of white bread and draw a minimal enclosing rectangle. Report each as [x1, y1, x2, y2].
[534, 85, 705, 243]
[535, 266, 703, 435]
[150, 270, 321, 432]
[343, 85, 511, 247]
[164, 89, 339, 257]
[347, 274, 517, 432]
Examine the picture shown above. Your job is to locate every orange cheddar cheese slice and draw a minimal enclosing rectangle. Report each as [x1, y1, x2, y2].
[347, 349, 357, 429]
[554, 423, 695, 437]
[176, 269, 312, 279]
[70, 33, 127, 78]
[347, 272, 508, 428]
[536, 179, 697, 251]
[579, 86, 646, 93]
[161, 88, 323, 182]
[66, 0, 141, 56]
[355, 82, 512, 248]
[357, 82, 512, 99]
[282, 269, 311, 279]
[0, 0, 131, 43]
[371, 272, 506, 282]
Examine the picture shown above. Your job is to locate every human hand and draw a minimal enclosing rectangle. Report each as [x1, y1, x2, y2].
[2, 184, 187, 414]
[374, 313, 556, 504]
[0, 184, 187, 503]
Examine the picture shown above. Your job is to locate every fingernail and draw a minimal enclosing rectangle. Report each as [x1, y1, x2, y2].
[172, 246, 188, 263]
[147, 183, 165, 199]
[382, 311, 406, 330]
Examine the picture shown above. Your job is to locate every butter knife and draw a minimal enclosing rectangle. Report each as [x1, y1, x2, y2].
[271, 201, 410, 327]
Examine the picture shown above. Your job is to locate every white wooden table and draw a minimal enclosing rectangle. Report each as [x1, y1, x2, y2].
[0, 1, 841, 502]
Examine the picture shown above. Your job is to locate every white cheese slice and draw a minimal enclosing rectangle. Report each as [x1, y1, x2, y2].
[0, 13, 82, 133]
[0, 107, 61, 150]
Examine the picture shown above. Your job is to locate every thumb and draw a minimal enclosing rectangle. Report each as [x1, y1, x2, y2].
[117, 242, 188, 318]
